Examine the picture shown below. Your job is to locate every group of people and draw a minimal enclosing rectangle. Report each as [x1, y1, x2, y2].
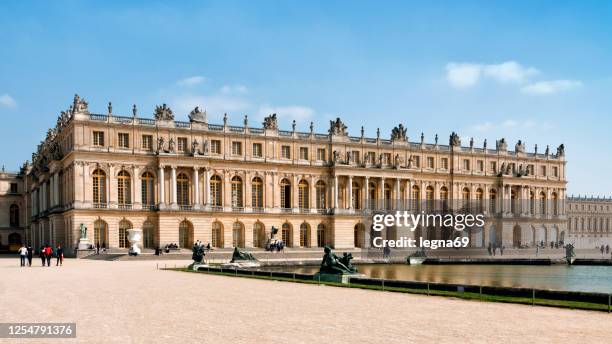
[18, 244, 64, 267]
[265, 239, 285, 252]
[487, 243, 505, 256]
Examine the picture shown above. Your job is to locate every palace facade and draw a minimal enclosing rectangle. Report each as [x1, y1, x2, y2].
[15, 95, 572, 254]
[566, 196, 612, 249]
[0, 168, 28, 252]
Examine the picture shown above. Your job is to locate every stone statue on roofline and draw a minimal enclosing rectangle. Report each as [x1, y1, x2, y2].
[72, 94, 89, 114]
[556, 144, 565, 157]
[449, 132, 461, 147]
[263, 113, 278, 130]
[390, 124, 407, 141]
[188, 106, 207, 123]
[515, 140, 526, 153]
[496, 138, 508, 151]
[154, 104, 174, 121]
[329, 117, 348, 136]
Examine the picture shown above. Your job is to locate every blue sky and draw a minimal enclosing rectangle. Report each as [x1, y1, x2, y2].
[0, 1, 611, 195]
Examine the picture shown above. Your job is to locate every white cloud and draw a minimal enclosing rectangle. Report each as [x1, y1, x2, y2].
[446, 63, 482, 88]
[502, 119, 518, 128]
[257, 105, 314, 123]
[469, 119, 552, 134]
[446, 61, 538, 88]
[472, 122, 494, 132]
[220, 84, 248, 95]
[176, 76, 206, 87]
[520, 80, 583, 95]
[0, 94, 16, 108]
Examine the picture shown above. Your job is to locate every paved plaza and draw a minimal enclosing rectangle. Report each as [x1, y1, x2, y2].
[1, 257, 611, 344]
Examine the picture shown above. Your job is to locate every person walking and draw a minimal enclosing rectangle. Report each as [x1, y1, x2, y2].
[44, 245, 53, 267]
[26, 245, 33, 266]
[55, 245, 64, 266]
[39, 245, 46, 266]
[18, 244, 27, 267]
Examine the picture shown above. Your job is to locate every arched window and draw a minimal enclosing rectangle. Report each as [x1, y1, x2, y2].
[212, 221, 223, 248]
[280, 179, 291, 209]
[354, 223, 365, 248]
[298, 180, 309, 210]
[177, 173, 190, 206]
[368, 182, 377, 209]
[383, 183, 392, 210]
[411, 185, 420, 210]
[251, 177, 263, 209]
[141, 172, 155, 208]
[299, 222, 310, 247]
[510, 189, 517, 214]
[281, 222, 292, 246]
[425, 186, 434, 211]
[253, 222, 264, 248]
[118, 220, 132, 249]
[317, 224, 326, 247]
[9, 204, 19, 227]
[8, 232, 21, 245]
[232, 221, 244, 247]
[179, 220, 193, 248]
[539, 192, 546, 215]
[94, 220, 108, 247]
[210, 175, 222, 208]
[143, 222, 155, 249]
[551, 192, 558, 215]
[352, 182, 361, 210]
[117, 170, 131, 206]
[440, 186, 449, 211]
[92, 169, 107, 206]
[529, 191, 535, 214]
[475, 188, 484, 212]
[462, 187, 470, 211]
[489, 189, 497, 214]
[231, 176, 243, 208]
[315, 181, 326, 210]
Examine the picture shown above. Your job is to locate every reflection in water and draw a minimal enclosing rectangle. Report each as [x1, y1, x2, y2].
[267, 264, 612, 293]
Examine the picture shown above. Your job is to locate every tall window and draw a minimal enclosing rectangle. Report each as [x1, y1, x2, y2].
[281, 145, 291, 159]
[351, 151, 360, 164]
[232, 222, 244, 247]
[425, 186, 434, 211]
[143, 222, 155, 249]
[9, 204, 19, 227]
[118, 220, 132, 248]
[441, 158, 448, 170]
[92, 169, 107, 205]
[490, 161, 497, 173]
[529, 191, 535, 214]
[252, 143, 262, 157]
[93, 131, 105, 146]
[369, 182, 377, 209]
[142, 135, 153, 150]
[251, 177, 263, 209]
[141, 172, 155, 207]
[299, 147, 309, 160]
[316, 148, 326, 161]
[384, 183, 392, 210]
[427, 157, 434, 169]
[177, 137, 188, 152]
[367, 152, 376, 164]
[462, 188, 470, 211]
[317, 224, 326, 247]
[117, 170, 131, 206]
[232, 141, 242, 155]
[440, 186, 449, 211]
[352, 182, 360, 209]
[177, 173, 189, 206]
[552, 192, 558, 215]
[280, 178, 291, 209]
[231, 176, 243, 208]
[411, 185, 420, 210]
[10, 183, 18, 193]
[315, 181, 326, 209]
[94, 220, 108, 246]
[300, 223, 310, 247]
[210, 175, 222, 207]
[211, 140, 221, 154]
[382, 153, 391, 165]
[253, 222, 264, 248]
[212, 221, 223, 248]
[477, 160, 484, 172]
[476, 188, 484, 212]
[281, 222, 292, 246]
[298, 180, 309, 210]
[489, 189, 497, 213]
[539, 192, 546, 215]
[463, 159, 470, 171]
[118, 133, 129, 148]
[179, 221, 192, 248]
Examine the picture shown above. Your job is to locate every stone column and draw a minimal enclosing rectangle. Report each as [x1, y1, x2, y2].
[333, 175, 339, 209]
[395, 178, 401, 210]
[364, 176, 369, 210]
[348, 175, 353, 210]
[204, 168, 210, 208]
[133, 166, 141, 209]
[54, 173, 60, 207]
[379, 177, 385, 210]
[158, 165, 166, 209]
[193, 167, 200, 209]
[107, 165, 113, 208]
[170, 166, 178, 209]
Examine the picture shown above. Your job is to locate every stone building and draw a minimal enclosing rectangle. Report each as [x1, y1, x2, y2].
[0, 166, 29, 252]
[20, 94, 569, 254]
[566, 196, 612, 249]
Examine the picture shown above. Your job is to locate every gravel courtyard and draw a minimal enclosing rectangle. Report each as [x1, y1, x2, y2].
[1, 257, 610, 344]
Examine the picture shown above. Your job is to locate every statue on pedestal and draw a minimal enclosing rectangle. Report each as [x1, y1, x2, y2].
[230, 247, 257, 263]
[319, 246, 357, 274]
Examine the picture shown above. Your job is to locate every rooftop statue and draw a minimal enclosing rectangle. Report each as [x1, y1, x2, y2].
[449, 132, 461, 147]
[329, 117, 348, 136]
[188, 106, 207, 123]
[319, 246, 357, 274]
[496, 138, 508, 151]
[263, 113, 278, 130]
[230, 247, 257, 263]
[557, 143, 565, 157]
[390, 123, 407, 141]
[154, 103, 174, 121]
[515, 140, 526, 153]
[72, 94, 89, 114]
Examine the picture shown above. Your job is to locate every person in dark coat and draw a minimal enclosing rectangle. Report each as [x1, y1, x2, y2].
[55, 245, 64, 266]
[26, 245, 33, 266]
[40, 246, 46, 266]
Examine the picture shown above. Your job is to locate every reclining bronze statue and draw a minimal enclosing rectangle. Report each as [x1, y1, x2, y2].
[319, 246, 357, 274]
[230, 247, 257, 263]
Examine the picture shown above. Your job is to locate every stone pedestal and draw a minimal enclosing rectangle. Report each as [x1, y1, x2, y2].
[77, 238, 92, 250]
[313, 273, 363, 284]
